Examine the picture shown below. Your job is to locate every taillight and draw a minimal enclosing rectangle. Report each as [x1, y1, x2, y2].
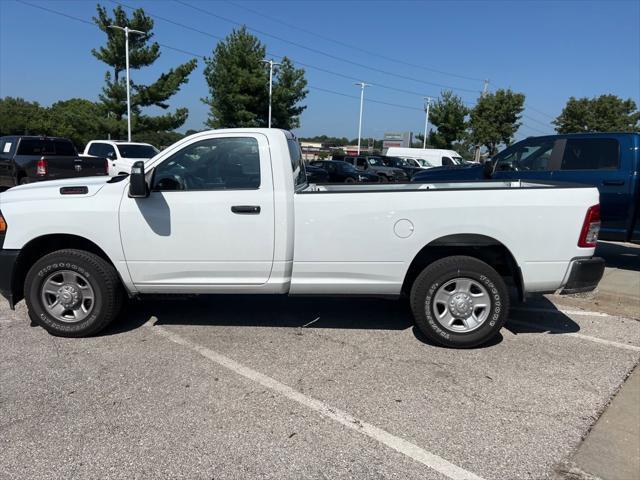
[36, 157, 47, 176]
[578, 204, 601, 248]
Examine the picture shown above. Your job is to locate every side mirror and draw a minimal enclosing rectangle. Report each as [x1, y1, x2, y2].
[107, 151, 116, 160]
[483, 159, 495, 178]
[129, 161, 149, 198]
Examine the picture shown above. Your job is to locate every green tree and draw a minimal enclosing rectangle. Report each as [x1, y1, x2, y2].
[429, 91, 469, 148]
[203, 27, 307, 129]
[469, 89, 525, 155]
[93, 4, 197, 139]
[554, 95, 640, 133]
[0, 97, 107, 150]
[45, 99, 108, 149]
[0, 97, 47, 136]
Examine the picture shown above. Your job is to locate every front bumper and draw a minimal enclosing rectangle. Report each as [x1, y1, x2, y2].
[0, 249, 19, 309]
[559, 257, 605, 294]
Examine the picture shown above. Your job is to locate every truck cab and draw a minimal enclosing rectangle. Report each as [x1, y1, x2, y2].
[84, 140, 159, 177]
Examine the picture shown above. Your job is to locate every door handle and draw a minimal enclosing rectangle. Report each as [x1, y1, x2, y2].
[602, 179, 625, 186]
[231, 205, 261, 214]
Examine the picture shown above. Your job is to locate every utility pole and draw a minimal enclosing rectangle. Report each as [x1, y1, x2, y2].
[108, 25, 145, 142]
[474, 79, 490, 163]
[263, 59, 281, 128]
[422, 96, 432, 149]
[354, 82, 370, 155]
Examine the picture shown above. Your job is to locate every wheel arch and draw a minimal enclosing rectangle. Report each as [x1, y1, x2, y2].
[11, 234, 119, 307]
[401, 233, 524, 301]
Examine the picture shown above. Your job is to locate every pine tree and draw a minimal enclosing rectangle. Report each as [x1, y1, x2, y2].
[203, 27, 307, 129]
[92, 4, 197, 139]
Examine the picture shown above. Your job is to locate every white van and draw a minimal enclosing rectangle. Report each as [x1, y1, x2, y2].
[385, 147, 463, 167]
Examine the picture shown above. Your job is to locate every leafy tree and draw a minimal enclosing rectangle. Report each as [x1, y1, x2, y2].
[554, 95, 640, 133]
[429, 91, 469, 148]
[469, 89, 525, 155]
[0, 97, 107, 150]
[0, 97, 46, 136]
[93, 4, 197, 139]
[203, 27, 307, 129]
[45, 99, 108, 149]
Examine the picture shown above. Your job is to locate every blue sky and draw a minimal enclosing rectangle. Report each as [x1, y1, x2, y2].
[1, 0, 639, 140]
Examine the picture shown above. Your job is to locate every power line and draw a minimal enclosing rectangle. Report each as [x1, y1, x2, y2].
[168, 0, 481, 94]
[223, 0, 485, 83]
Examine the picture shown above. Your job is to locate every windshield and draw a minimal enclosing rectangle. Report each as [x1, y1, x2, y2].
[117, 144, 159, 158]
[453, 157, 463, 164]
[340, 162, 358, 172]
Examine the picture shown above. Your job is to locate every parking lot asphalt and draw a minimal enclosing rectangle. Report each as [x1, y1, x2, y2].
[1, 293, 639, 480]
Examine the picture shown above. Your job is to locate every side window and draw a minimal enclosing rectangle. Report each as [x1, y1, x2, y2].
[152, 137, 261, 191]
[287, 138, 307, 188]
[104, 145, 116, 159]
[87, 143, 103, 157]
[442, 156, 454, 166]
[560, 138, 619, 170]
[495, 139, 555, 172]
[54, 140, 76, 156]
[356, 158, 367, 169]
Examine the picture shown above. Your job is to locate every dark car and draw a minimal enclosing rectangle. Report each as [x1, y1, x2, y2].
[380, 156, 423, 179]
[411, 132, 640, 243]
[0, 136, 107, 189]
[310, 160, 379, 183]
[342, 156, 408, 183]
[305, 163, 330, 183]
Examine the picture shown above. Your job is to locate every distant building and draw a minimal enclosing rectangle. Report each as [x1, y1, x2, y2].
[382, 132, 412, 152]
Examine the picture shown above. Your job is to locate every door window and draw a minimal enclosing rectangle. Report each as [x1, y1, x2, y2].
[560, 138, 619, 170]
[494, 138, 556, 172]
[152, 137, 260, 191]
[442, 156, 454, 166]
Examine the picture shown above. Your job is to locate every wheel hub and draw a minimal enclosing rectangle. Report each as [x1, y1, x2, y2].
[448, 292, 474, 317]
[58, 284, 81, 308]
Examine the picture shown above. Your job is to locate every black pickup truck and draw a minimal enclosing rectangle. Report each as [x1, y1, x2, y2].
[0, 136, 107, 189]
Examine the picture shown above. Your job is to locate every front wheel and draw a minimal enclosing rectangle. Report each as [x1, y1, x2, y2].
[24, 249, 123, 337]
[410, 256, 509, 348]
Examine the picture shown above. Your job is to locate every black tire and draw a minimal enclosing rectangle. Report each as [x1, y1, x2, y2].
[344, 176, 356, 184]
[410, 255, 509, 348]
[378, 175, 389, 183]
[18, 177, 29, 185]
[24, 249, 123, 337]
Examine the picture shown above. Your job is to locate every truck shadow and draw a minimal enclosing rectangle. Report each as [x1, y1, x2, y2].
[101, 294, 581, 348]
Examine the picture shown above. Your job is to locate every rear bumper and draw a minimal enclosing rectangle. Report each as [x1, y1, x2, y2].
[0, 249, 19, 309]
[559, 257, 605, 294]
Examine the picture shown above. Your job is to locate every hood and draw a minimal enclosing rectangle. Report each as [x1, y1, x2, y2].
[0, 176, 110, 204]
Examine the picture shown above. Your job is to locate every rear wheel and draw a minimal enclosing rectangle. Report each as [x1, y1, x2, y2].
[378, 175, 389, 183]
[344, 177, 356, 184]
[410, 256, 508, 348]
[24, 249, 123, 337]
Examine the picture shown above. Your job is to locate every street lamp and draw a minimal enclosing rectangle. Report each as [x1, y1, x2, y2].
[355, 82, 370, 155]
[422, 96, 432, 149]
[263, 59, 281, 128]
[108, 25, 145, 142]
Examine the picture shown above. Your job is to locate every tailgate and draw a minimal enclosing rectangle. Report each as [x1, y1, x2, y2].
[45, 155, 107, 179]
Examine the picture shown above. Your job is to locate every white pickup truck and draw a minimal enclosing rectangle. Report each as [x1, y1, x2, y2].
[83, 140, 158, 177]
[0, 129, 605, 348]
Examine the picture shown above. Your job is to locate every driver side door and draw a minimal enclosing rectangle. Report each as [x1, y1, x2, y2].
[119, 133, 275, 291]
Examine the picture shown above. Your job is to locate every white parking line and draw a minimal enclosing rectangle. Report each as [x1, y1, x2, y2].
[508, 319, 640, 352]
[511, 306, 614, 318]
[149, 324, 485, 480]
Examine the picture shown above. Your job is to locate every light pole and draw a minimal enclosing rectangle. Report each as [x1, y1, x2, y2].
[422, 96, 432, 149]
[108, 25, 145, 142]
[263, 59, 281, 128]
[355, 82, 370, 155]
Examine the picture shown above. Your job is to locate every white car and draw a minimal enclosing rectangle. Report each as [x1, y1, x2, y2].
[385, 147, 463, 167]
[0, 129, 604, 348]
[84, 140, 159, 177]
